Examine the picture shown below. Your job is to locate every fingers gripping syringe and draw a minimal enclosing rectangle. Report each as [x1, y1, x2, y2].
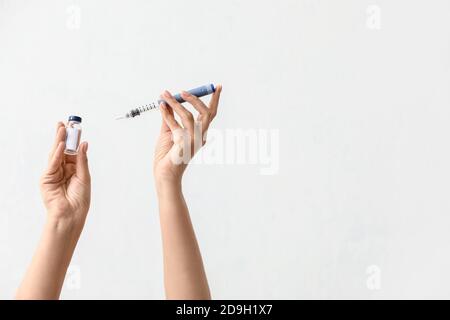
[116, 84, 216, 120]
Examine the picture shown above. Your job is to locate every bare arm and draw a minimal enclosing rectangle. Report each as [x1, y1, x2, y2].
[16, 218, 83, 299]
[16, 123, 90, 299]
[153, 86, 222, 299]
[157, 182, 210, 299]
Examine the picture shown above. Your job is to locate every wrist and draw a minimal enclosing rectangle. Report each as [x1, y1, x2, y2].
[155, 178, 183, 197]
[45, 212, 84, 236]
[153, 163, 186, 191]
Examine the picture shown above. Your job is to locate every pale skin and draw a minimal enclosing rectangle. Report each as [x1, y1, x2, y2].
[16, 85, 222, 300]
[16, 123, 91, 299]
[154, 86, 222, 300]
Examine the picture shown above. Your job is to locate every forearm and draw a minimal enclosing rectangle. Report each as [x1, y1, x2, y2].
[16, 216, 82, 300]
[157, 181, 211, 300]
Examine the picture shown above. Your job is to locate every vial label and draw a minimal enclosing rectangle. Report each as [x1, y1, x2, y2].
[66, 127, 80, 152]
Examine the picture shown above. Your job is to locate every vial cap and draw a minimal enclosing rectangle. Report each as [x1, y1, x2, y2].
[68, 115, 82, 123]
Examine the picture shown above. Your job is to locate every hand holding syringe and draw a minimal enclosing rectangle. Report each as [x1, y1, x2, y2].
[16, 85, 222, 300]
[116, 84, 217, 120]
[152, 85, 222, 299]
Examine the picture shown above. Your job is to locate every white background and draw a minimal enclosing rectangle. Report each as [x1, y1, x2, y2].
[1, 0, 450, 299]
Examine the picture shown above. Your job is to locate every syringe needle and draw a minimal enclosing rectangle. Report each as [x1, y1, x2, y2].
[115, 115, 126, 120]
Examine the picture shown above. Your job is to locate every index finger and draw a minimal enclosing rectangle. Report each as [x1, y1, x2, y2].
[161, 91, 195, 137]
[209, 84, 222, 120]
[48, 122, 66, 163]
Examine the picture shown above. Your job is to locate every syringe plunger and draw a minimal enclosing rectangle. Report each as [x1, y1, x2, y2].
[116, 84, 216, 120]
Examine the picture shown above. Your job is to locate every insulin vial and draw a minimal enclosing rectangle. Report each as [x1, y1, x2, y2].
[64, 116, 82, 155]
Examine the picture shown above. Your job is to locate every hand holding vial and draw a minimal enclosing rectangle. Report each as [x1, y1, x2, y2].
[16, 121, 91, 299]
[17, 84, 222, 300]
[41, 120, 91, 224]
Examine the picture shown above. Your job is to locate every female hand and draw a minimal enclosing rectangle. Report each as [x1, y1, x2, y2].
[153, 87, 221, 299]
[40, 122, 91, 229]
[153, 85, 222, 185]
[16, 122, 91, 299]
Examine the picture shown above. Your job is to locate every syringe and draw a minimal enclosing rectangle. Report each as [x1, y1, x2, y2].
[116, 84, 216, 120]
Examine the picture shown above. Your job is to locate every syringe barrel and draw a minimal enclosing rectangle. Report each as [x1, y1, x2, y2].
[157, 84, 215, 104]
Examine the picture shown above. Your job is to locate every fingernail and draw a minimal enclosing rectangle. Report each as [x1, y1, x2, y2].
[84, 142, 89, 152]
[181, 91, 190, 97]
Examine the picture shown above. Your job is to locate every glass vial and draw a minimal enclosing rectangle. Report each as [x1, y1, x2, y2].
[65, 115, 82, 155]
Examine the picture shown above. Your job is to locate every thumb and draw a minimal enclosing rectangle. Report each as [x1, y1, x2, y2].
[47, 141, 65, 174]
[76, 142, 91, 183]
